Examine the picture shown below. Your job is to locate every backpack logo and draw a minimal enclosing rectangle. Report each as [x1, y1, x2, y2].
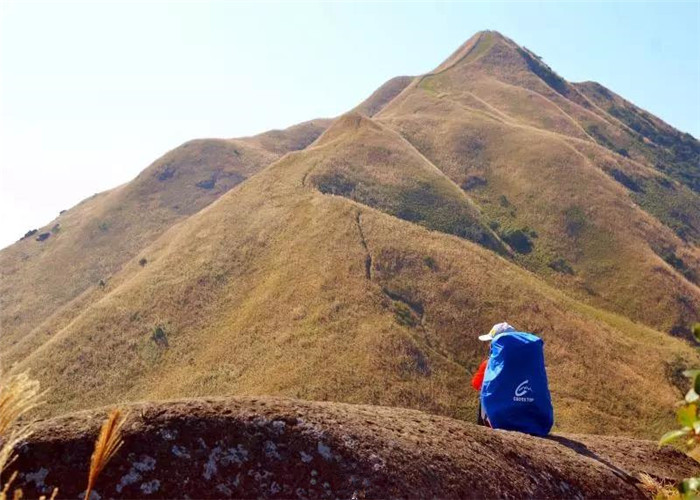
[513, 379, 534, 402]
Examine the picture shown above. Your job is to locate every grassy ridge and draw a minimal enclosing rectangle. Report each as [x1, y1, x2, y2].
[1, 30, 698, 443]
[5, 109, 697, 440]
[377, 31, 699, 333]
[0, 122, 329, 357]
[309, 114, 504, 254]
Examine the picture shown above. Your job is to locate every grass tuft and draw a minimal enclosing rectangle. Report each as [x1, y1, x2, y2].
[638, 472, 681, 500]
[0, 372, 44, 481]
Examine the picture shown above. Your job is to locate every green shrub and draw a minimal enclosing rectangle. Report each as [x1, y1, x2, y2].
[461, 176, 487, 191]
[314, 171, 357, 196]
[393, 302, 417, 327]
[549, 258, 574, 275]
[157, 164, 175, 181]
[20, 229, 38, 240]
[659, 249, 699, 285]
[151, 325, 169, 347]
[609, 169, 642, 192]
[196, 178, 216, 190]
[501, 228, 534, 254]
[658, 323, 700, 497]
[423, 256, 437, 271]
[564, 206, 587, 237]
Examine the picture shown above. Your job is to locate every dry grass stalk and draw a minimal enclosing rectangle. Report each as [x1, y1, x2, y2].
[38, 487, 58, 500]
[84, 409, 127, 500]
[0, 471, 18, 500]
[638, 472, 681, 500]
[0, 372, 44, 483]
[0, 373, 43, 436]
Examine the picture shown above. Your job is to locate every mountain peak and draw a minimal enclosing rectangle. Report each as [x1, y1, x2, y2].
[431, 30, 514, 73]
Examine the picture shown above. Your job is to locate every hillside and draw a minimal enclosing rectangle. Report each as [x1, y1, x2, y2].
[11, 397, 698, 498]
[5, 109, 697, 439]
[1, 30, 698, 442]
[376, 30, 700, 333]
[0, 119, 330, 361]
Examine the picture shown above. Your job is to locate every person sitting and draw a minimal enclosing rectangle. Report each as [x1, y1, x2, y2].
[471, 321, 554, 436]
[471, 322, 516, 426]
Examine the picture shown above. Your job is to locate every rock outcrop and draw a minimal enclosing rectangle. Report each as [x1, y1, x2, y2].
[11, 397, 697, 498]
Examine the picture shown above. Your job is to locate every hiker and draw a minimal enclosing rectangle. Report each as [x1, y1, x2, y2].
[471, 322, 554, 436]
[471, 322, 515, 426]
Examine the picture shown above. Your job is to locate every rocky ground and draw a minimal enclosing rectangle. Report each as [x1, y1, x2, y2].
[11, 396, 697, 498]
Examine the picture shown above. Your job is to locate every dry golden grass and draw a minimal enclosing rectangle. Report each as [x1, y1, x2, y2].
[638, 472, 682, 500]
[377, 30, 699, 332]
[0, 371, 45, 500]
[84, 409, 127, 500]
[0, 121, 329, 363]
[0, 372, 43, 478]
[0, 30, 697, 443]
[353, 76, 414, 117]
[0, 373, 122, 500]
[4, 111, 696, 438]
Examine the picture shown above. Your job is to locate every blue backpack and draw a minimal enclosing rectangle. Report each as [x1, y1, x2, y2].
[481, 331, 553, 436]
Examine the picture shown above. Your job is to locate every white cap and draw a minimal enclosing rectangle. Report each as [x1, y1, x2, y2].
[478, 322, 516, 342]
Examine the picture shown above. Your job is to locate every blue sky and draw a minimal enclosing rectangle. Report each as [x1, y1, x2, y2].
[1, 1, 698, 249]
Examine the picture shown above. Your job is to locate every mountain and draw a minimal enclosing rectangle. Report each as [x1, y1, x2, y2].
[377, 31, 699, 332]
[1, 31, 698, 440]
[0, 119, 330, 359]
[13, 396, 697, 499]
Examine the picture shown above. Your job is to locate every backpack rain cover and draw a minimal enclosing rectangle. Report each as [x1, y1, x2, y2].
[481, 331, 554, 436]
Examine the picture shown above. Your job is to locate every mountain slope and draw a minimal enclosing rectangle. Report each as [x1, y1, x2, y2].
[376, 30, 700, 333]
[353, 75, 414, 117]
[1, 30, 698, 442]
[7, 112, 697, 438]
[12, 397, 697, 499]
[0, 119, 330, 358]
[574, 80, 700, 193]
[307, 113, 505, 253]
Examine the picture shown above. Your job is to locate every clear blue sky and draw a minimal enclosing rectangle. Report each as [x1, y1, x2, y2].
[1, 1, 698, 249]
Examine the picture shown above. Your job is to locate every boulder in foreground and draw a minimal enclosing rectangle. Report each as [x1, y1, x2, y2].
[12, 397, 697, 498]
